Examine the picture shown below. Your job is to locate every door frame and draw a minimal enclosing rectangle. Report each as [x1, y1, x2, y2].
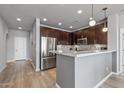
[119, 28, 124, 73]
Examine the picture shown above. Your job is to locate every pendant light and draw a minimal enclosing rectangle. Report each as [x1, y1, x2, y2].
[102, 7, 108, 32]
[89, 4, 96, 26]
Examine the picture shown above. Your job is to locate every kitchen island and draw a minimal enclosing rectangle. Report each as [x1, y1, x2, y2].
[51, 50, 115, 88]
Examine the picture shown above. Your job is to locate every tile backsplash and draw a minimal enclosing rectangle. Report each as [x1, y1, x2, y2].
[57, 44, 107, 52]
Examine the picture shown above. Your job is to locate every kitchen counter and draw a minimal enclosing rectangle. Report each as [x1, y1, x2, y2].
[50, 50, 116, 57]
[53, 49, 116, 88]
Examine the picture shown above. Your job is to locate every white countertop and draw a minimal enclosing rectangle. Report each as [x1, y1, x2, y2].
[50, 50, 116, 57]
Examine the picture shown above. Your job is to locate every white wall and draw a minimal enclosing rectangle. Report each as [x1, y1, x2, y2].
[0, 16, 8, 72]
[29, 21, 36, 68]
[29, 18, 40, 71]
[119, 13, 124, 73]
[35, 18, 40, 71]
[7, 29, 30, 62]
[108, 14, 119, 51]
[108, 14, 120, 73]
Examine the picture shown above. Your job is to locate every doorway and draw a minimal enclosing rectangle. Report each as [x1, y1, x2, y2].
[120, 28, 124, 73]
[14, 37, 27, 60]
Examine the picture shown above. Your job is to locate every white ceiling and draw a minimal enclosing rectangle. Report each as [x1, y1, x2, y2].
[0, 4, 124, 31]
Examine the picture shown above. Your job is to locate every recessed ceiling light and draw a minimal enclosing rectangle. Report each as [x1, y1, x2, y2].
[16, 18, 21, 22]
[90, 17, 93, 20]
[69, 26, 73, 29]
[77, 10, 82, 14]
[58, 22, 62, 25]
[43, 18, 47, 21]
[18, 27, 22, 29]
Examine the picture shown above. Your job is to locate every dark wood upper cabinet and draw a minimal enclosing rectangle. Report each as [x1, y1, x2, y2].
[40, 23, 107, 45]
[72, 23, 107, 45]
[40, 27, 71, 45]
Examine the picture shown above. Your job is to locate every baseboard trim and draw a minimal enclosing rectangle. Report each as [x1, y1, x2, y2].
[55, 83, 61, 88]
[7, 59, 16, 63]
[56, 72, 117, 88]
[94, 72, 113, 88]
[0, 64, 6, 72]
[26, 58, 40, 72]
[28, 58, 36, 70]
[35, 68, 40, 71]
[111, 72, 120, 75]
[26, 58, 32, 61]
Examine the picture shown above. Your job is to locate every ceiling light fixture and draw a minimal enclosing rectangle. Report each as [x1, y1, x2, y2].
[89, 4, 96, 26]
[102, 7, 108, 32]
[58, 22, 62, 25]
[16, 18, 21, 22]
[18, 27, 22, 29]
[77, 10, 82, 14]
[43, 18, 47, 21]
[69, 26, 73, 29]
[102, 27, 108, 32]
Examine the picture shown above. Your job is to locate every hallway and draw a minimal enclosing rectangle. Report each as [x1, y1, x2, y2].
[0, 61, 56, 88]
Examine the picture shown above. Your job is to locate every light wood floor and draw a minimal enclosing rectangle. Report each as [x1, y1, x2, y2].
[0, 61, 56, 88]
[100, 74, 124, 88]
[1, 61, 124, 88]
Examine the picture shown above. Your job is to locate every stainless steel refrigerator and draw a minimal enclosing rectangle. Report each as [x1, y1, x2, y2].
[41, 36, 56, 70]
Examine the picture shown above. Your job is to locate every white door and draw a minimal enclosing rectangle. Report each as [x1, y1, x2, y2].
[120, 28, 124, 73]
[14, 37, 27, 60]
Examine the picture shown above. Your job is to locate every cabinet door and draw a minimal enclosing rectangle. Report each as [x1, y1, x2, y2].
[95, 25, 107, 44]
